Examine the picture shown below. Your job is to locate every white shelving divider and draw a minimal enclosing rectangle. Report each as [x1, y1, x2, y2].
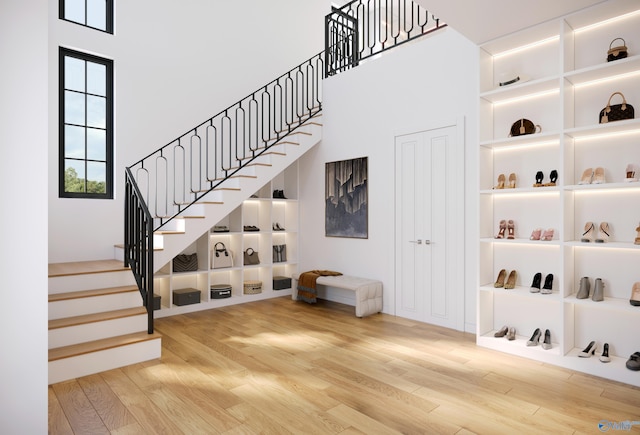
[153, 162, 300, 317]
[477, 0, 640, 387]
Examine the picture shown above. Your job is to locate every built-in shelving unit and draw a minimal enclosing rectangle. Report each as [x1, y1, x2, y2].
[477, 0, 640, 386]
[153, 163, 299, 317]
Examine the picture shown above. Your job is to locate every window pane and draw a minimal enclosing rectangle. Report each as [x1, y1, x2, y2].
[64, 56, 85, 92]
[86, 62, 106, 96]
[65, 125, 85, 159]
[64, 0, 85, 24]
[87, 128, 106, 160]
[65, 159, 86, 193]
[86, 95, 106, 128]
[86, 161, 107, 194]
[87, 0, 107, 31]
[65, 91, 85, 125]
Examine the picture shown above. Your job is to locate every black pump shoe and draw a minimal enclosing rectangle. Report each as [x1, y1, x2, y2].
[533, 171, 544, 187]
[545, 169, 558, 186]
[527, 328, 541, 346]
[530, 272, 542, 293]
[542, 329, 552, 350]
[579, 340, 596, 358]
[600, 343, 611, 363]
[541, 274, 553, 294]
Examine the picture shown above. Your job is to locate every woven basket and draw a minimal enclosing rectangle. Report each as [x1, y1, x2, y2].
[243, 280, 262, 294]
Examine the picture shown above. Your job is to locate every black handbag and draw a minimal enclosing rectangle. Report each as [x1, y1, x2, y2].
[173, 253, 198, 272]
[273, 244, 287, 263]
[509, 118, 541, 137]
[599, 92, 635, 124]
[607, 38, 628, 62]
[243, 248, 260, 265]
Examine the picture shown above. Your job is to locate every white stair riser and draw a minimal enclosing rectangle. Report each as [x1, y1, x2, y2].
[49, 271, 135, 294]
[48, 338, 161, 384]
[49, 314, 148, 349]
[48, 291, 142, 320]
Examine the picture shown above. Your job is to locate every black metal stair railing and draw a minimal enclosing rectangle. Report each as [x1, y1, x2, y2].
[125, 0, 443, 334]
[325, 0, 445, 77]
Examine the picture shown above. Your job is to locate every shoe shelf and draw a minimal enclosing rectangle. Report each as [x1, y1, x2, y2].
[478, 0, 640, 387]
[153, 163, 300, 318]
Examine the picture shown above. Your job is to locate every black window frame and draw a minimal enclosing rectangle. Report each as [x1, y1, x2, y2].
[59, 47, 114, 199]
[59, 0, 114, 34]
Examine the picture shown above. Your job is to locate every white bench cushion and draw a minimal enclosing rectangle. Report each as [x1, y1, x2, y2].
[292, 274, 382, 317]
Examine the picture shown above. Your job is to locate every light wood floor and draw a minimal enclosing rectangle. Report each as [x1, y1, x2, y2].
[49, 296, 640, 434]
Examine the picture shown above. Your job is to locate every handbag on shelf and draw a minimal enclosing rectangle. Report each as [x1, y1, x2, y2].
[211, 242, 233, 269]
[607, 38, 628, 62]
[272, 244, 287, 263]
[509, 118, 541, 137]
[243, 248, 260, 265]
[599, 92, 635, 123]
[173, 253, 198, 272]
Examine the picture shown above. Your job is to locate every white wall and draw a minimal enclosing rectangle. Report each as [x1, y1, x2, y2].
[48, 0, 332, 262]
[0, 0, 49, 432]
[298, 28, 479, 331]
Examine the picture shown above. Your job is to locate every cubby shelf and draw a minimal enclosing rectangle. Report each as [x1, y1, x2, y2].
[153, 162, 300, 317]
[478, 0, 640, 387]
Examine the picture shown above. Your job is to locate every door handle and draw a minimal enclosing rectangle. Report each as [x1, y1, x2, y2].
[424, 240, 432, 245]
[409, 239, 422, 244]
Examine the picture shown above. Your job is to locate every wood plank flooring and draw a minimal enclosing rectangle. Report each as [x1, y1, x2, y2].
[49, 296, 640, 434]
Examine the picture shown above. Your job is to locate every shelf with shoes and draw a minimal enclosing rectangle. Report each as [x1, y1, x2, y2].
[478, 0, 640, 387]
[153, 162, 300, 317]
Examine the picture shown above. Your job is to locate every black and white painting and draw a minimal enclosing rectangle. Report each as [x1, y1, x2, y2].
[325, 157, 368, 238]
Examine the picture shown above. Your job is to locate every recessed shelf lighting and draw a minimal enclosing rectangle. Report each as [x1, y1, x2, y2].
[493, 89, 559, 107]
[492, 36, 559, 59]
[574, 70, 640, 89]
[573, 9, 640, 34]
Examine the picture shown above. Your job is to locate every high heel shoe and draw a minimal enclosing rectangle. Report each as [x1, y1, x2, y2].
[625, 164, 637, 182]
[527, 328, 541, 346]
[495, 220, 507, 239]
[578, 168, 593, 185]
[600, 343, 611, 363]
[508, 173, 516, 188]
[578, 340, 596, 358]
[272, 222, 285, 231]
[507, 220, 515, 240]
[595, 222, 609, 243]
[506, 327, 516, 341]
[581, 222, 595, 242]
[593, 167, 606, 184]
[541, 274, 553, 294]
[495, 173, 506, 189]
[576, 276, 590, 299]
[533, 171, 544, 187]
[540, 228, 554, 241]
[635, 225, 640, 245]
[530, 228, 542, 241]
[544, 169, 558, 186]
[592, 278, 604, 302]
[542, 329, 552, 350]
[494, 269, 507, 288]
[494, 325, 508, 337]
[504, 270, 517, 289]
[630, 282, 640, 306]
[529, 272, 542, 293]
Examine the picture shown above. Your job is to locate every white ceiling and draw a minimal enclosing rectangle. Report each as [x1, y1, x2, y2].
[413, 0, 609, 44]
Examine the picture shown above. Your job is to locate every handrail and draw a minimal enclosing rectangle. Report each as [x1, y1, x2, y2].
[124, 167, 154, 333]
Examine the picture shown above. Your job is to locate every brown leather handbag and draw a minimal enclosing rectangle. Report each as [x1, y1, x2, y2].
[599, 92, 635, 123]
[509, 119, 541, 137]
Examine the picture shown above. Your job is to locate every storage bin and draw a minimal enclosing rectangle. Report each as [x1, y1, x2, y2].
[173, 288, 201, 306]
[273, 276, 291, 290]
[153, 293, 161, 310]
[210, 284, 232, 299]
[243, 280, 262, 294]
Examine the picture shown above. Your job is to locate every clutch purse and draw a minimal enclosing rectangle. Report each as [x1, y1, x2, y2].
[243, 248, 260, 265]
[509, 118, 541, 137]
[607, 38, 628, 62]
[599, 92, 634, 124]
[173, 253, 198, 272]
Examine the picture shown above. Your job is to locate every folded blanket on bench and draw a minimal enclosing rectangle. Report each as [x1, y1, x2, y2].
[297, 270, 342, 304]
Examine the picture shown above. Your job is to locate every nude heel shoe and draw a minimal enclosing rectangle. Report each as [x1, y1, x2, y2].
[495, 220, 507, 239]
[495, 173, 506, 189]
[593, 167, 606, 184]
[581, 222, 595, 242]
[578, 168, 593, 185]
[494, 269, 507, 288]
[504, 270, 517, 289]
[508, 173, 516, 188]
[507, 220, 515, 240]
[595, 222, 610, 243]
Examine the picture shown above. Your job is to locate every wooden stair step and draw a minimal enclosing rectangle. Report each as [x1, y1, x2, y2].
[113, 243, 163, 250]
[49, 260, 129, 278]
[49, 306, 147, 330]
[48, 331, 161, 362]
[48, 285, 138, 302]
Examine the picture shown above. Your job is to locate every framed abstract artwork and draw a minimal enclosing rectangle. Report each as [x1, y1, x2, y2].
[325, 157, 368, 238]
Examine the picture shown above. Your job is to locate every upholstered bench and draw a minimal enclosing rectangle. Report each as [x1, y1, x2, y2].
[291, 273, 383, 318]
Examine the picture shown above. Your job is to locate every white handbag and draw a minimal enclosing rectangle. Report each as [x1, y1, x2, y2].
[211, 242, 233, 269]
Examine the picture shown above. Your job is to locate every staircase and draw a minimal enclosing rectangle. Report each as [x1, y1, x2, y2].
[48, 260, 161, 384]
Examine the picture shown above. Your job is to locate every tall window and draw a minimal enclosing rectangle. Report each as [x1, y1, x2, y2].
[59, 48, 113, 199]
[60, 0, 113, 33]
